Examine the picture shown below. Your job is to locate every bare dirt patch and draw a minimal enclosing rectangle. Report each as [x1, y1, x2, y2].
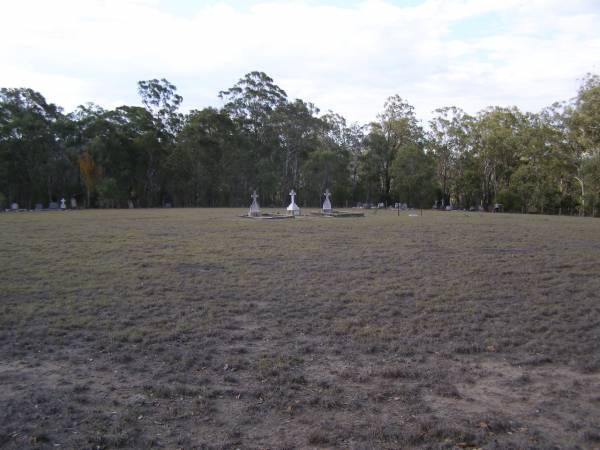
[427, 359, 600, 448]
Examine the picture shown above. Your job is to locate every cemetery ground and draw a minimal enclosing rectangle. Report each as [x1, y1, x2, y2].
[1, 209, 600, 450]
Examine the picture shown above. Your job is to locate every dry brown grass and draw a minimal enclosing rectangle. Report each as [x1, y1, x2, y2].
[1, 208, 599, 449]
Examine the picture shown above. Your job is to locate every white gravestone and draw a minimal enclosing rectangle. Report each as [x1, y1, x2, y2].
[322, 189, 333, 214]
[10, 202, 18, 210]
[286, 189, 300, 216]
[70, 198, 77, 209]
[60, 198, 66, 210]
[249, 191, 261, 217]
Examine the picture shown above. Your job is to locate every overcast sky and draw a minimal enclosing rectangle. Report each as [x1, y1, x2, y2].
[2, 0, 599, 124]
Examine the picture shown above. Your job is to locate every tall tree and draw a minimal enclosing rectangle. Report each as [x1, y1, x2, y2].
[472, 107, 525, 208]
[169, 107, 239, 206]
[569, 74, 600, 215]
[364, 95, 423, 203]
[429, 107, 472, 207]
[0, 88, 66, 207]
[219, 71, 288, 203]
[137, 78, 183, 138]
[391, 145, 436, 208]
[273, 99, 323, 195]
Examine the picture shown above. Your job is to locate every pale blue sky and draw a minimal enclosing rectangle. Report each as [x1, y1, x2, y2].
[1, 0, 599, 124]
[160, 0, 424, 15]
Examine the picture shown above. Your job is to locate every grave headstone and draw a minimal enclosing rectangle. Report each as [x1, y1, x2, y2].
[286, 189, 300, 216]
[48, 202, 59, 210]
[249, 191, 261, 217]
[322, 189, 333, 214]
[164, 202, 172, 208]
[128, 200, 134, 209]
[70, 198, 77, 209]
[35, 203, 43, 210]
[10, 202, 18, 210]
[60, 198, 66, 210]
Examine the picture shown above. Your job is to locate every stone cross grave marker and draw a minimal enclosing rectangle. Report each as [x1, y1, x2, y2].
[287, 189, 300, 216]
[249, 190, 261, 217]
[323, 188, 333, 214]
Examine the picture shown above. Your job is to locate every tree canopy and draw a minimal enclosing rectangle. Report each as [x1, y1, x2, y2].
[1, 72, 599, 216]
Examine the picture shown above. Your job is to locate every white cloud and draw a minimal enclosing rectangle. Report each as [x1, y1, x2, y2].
[1, 0, 599, 123]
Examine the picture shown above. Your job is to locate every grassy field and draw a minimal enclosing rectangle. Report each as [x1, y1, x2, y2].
[1, 208, 599, 449]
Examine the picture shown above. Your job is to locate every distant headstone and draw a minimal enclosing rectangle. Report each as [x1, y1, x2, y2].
[10, 202, 18, 210]
[249, 190, 261, 217]
[164, 202, 172, 208]
[322, 189, 333, 214]
[48, 202, 59, 210]
[286, 189, 300, 216]
[60, 198, 66, 210]
[35, 203, 43, 210]
[128, 200, 134, 209]
[70, 198, 77, 209]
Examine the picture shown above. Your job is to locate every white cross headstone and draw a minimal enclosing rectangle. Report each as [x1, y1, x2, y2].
[249, 190, 261, 217]
[286, 189, 300, 216]
[322, 188, 333, 214]
[60, 198, 66, 210]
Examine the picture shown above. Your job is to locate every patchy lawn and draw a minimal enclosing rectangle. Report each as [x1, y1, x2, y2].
[1, 208, 599, 449]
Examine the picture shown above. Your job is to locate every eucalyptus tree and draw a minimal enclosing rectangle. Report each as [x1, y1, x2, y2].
[109, 105, 164, 206]
[73, 103, 164, 207]
[169, 107, 239, 206]
[471, 107, 526, 208]
[137, 78, 183, 138]
[273, 99, 323, 198]
[319, 113, 363, 204]
[390, 143, 436, 208]
[365, 95, 423, 203]
[299, 112, 355, 206]
[428, 107, 473, 207]
[219, 71, 288, 202]
[117, 78, 184, 206]
[569, 74, 600, 215]
[536, 102, 580, 214]
[0, 88, 67, 207]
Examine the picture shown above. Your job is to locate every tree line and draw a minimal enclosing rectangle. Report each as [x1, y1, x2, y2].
[1, 71, 599, 215]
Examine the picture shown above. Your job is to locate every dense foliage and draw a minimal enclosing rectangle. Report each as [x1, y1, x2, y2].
[1, 72, 599, 215]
